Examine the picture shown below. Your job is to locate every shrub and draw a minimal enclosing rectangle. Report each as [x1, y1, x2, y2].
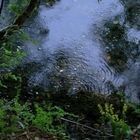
[98, 103, 132, 140]
[0, 96, 74, 139]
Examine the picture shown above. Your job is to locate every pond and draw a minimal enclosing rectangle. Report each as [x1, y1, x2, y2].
[20, 0, 140, 103]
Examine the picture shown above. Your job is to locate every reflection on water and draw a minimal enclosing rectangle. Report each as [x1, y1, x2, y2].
[121, 0, 140, 29]
[21, 0, 140, 103]
[99, 19, 139, 72]
[29, 47, 102, 94]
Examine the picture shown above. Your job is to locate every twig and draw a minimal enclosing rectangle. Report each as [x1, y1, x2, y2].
[60, 117, 113, 137]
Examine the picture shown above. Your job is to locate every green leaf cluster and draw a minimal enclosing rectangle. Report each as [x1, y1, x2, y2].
[8, 0, 30, 16]
[0, 96, 75, 139]
[98, 103, 132, 140]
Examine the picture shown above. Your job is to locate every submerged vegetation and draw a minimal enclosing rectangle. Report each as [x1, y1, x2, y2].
[0, 0, 140, 139]
[121, 0, 140, 29]
[100, 19, 139, 73]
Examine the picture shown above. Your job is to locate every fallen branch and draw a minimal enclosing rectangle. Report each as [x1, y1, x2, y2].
[60, 117, 114, 137]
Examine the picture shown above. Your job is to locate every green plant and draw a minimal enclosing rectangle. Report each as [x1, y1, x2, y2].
[0, 96, 34, 136]
[98, 103, 132, 140]
[0, 100, 7, 132]
[8, 0, 30, 16]
[0, 28, 35, 91]
[33, 104, 71, 139]
[0, 96, 75, 139]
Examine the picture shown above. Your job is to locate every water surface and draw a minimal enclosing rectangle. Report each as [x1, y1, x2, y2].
[22, 0, 140, 103]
